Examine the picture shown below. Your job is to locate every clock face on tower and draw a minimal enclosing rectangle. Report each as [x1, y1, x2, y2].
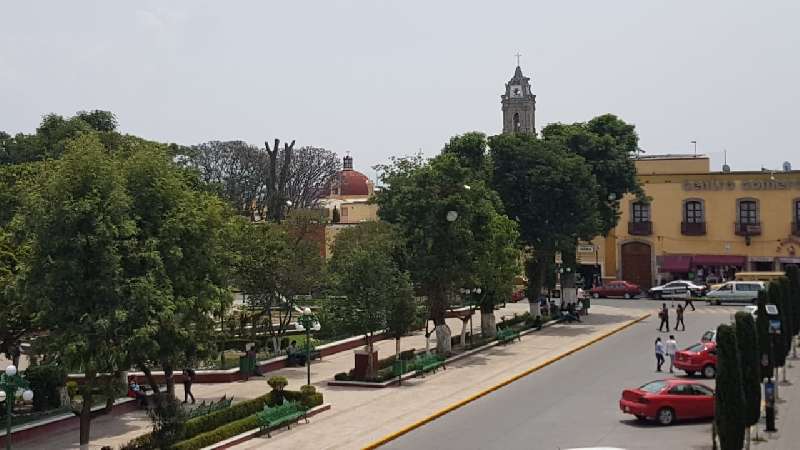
[511, 85, 522, 98]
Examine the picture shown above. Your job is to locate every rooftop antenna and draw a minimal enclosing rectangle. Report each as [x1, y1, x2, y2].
[690, 140, 697, 157]
[722, 148, 731, 172]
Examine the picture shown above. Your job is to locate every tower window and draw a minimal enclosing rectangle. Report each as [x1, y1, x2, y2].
[513, 112, 520, 132]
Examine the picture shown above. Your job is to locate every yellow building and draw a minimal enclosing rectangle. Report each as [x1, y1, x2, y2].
[594, 155, 800, 290]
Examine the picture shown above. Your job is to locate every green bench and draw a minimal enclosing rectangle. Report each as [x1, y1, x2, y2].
[187, 395, 234, 419]
[256, 401, 309, 438]
[496, 327, 521, 344]
[414, 353, 446, 377]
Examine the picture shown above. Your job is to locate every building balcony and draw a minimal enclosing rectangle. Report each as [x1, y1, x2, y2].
[681, 221, 707, 236]
[734, 222, 762, 236]
[628, 221, 652, 236]
[793, 222, 800, 237]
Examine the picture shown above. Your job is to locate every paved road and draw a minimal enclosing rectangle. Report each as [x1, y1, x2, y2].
[384, 300, 736, 450]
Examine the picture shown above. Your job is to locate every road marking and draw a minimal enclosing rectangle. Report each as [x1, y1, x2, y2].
[362, 312, 651, 450]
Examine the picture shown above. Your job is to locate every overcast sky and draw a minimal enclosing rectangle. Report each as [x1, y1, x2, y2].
[2, 1, 798, 179]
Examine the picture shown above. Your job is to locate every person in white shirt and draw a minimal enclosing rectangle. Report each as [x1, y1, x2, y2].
[655, 337, 665, 372]
[665, 335, 678, 373]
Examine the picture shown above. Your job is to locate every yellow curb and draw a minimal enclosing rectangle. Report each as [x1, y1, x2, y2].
[362, 312, 651, 450]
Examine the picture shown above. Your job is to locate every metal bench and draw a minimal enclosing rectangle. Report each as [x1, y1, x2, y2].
[496, 327, 521, 344]
[256, 401, 309, 438]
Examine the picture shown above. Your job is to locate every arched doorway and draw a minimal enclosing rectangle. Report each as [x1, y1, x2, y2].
[621, 241, 653, 290]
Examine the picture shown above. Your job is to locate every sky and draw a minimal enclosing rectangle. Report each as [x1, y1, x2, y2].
[2, 1, 799, 181]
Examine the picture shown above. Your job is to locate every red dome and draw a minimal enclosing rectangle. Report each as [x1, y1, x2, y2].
[336, 169, 370, 196]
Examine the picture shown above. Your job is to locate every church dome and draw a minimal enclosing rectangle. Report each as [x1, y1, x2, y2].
[331, 155, 371, 197]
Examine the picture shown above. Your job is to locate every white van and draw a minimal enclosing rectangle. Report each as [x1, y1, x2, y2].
[705, 281, 765, 305]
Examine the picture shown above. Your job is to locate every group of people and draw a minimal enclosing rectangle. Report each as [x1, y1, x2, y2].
[654, 335, 679, 373]
[657, 302, 689, 332]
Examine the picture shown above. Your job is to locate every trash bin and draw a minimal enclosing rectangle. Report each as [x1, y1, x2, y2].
[239, 355, 253, 378]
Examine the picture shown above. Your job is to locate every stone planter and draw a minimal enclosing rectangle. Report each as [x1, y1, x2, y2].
[353, 349, 378, 379]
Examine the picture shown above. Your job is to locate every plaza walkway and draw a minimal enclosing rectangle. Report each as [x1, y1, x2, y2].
[15, 303, 643, 449]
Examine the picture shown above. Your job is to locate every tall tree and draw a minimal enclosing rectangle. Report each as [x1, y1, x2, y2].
[23, 134, 134, 445]
[786, 265, 800, 338]
[734, 311, 761, 447]
[489, 133, 598, 314]
[284, 146, 340, 209]
[768, 282, 787, 370]
[329, 245, 414, 377]
[265, 138, 294, 222]
[375, 152, 516, 353]
[119, 144, 233, 399]
[755, 290, 773, 379]
[714, 323, 746, 450]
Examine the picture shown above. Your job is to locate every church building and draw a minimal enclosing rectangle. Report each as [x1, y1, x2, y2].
[501, 65, 536, 134]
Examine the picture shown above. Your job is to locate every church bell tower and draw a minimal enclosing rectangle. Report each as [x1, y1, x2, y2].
[501, 64, 536, 134]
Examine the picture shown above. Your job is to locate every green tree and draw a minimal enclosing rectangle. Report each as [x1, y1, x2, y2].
[0, 231, 31, 361]
[441, 133, 521, 337]
[776, 277, 794, 361]
[329, 245, 413, 377]
[489, 133, 598, 313]
[787, 265, 800, 337]
[714, 323, 745, 450]
[734, 312, 761, 445]
[755, 290, 773, 379]
[768, 282, 787, 370]
[119, 144, 233, 398]
[22, 134, 134, 445]
[375, 152, 517, 353]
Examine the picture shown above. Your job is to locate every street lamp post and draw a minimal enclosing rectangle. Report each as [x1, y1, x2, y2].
[296, 308, 321, 387]
[1, 365, 34, 450]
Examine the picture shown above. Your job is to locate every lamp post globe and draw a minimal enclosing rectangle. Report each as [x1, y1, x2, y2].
[22, 390, 33, 403]
[303, 307, 312, 316]
[446, 210, 458, 222]
[0, 390, 5, 403]
[5, 365, 16, 377]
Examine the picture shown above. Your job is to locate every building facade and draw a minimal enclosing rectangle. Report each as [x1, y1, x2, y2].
[594, 155, 800, 290]
[501, 66, 536, 134]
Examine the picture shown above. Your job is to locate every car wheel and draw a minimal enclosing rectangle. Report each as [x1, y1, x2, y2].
[703, 364, 716, 379]
[715, 299, 721, 306]
[624, 293, 632, 299]
[657, 407, 675, 426]
[653, 292, 662, 300]
[685, 370, 696, 377]
[592, 292, 600, 299]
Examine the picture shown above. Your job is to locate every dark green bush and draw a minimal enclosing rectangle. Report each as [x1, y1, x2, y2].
[24, 364, 67, 411]
[399, 348, 416, 360]
[300, 385, 316, 395]
[334, 372, 349, 381]
[182, 393, 271, 438]
[267, 376, 288, 391]
[172, 415, 259, 450]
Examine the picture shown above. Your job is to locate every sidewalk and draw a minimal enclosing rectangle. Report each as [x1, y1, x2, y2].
[14, 303, 640, 449]
[754, 351, 800, 450]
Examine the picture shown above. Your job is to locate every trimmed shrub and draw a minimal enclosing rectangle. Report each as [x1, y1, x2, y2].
[182, 393, 271, 438]
[267, 376, 288, 391]
[24, 364, 67, 411]
[300, 385, 316, 395]
[715, 324, 745, 450]
[399, 348, 416, 360]
[334, 372, 349, 381]
[172, 415, 259, 450]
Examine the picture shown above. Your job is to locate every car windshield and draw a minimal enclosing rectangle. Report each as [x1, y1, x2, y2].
[639, 381, 667, 393]
[684, 343, 705, 352]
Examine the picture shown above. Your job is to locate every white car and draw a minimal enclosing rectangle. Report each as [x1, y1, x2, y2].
[705, 281, 765, 305]
[648, 280, 706, 299]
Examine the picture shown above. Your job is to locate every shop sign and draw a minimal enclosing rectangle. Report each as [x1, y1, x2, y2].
[683, 180, 800, 191]
[577, 244, 596, 253]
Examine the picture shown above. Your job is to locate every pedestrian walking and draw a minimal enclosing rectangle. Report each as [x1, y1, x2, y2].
[182, 367, 196, 404]
[655, 337, 665, 372]
[675, 305, 686, 331]
[684, 296, 696, 311]
[658, 303, 670, 332]
[666, 335, 678, 373]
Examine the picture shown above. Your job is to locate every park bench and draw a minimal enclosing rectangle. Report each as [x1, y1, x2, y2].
[414, 353, 446, 377]
[256, 401, 309, 437]
[496, 327, 521, 344]
[287, 346, 322, 366]
[187, 395, 234, 419]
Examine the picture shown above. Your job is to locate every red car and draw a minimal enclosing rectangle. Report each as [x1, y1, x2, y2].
[619, 379, 715, 425]
[674, 341, 717, 378]
[590, 280, 641, 299]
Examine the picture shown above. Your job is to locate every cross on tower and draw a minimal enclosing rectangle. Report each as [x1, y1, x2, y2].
[515, 52, 522, 66]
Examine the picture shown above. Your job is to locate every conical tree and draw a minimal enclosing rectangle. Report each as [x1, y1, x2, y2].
[734, 312, 761, 445]
[777, 277, 793, 359]
[769, 282, 787, 369]
[787, 265, 800, 337]
[715, 323, 746, 450]
[756, 290, 773, 379]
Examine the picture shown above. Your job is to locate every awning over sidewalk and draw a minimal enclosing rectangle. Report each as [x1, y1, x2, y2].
[660, 255, 693, 273]
[692, 254, 746, 266]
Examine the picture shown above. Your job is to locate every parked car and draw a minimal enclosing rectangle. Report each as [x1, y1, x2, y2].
[700, 330, 716, 343]
[590, 281, 641, 299]
[705, 281, 765, 305]
[648, 280, 706, 299]
[674, 341, 717, 378]
[619, 379, 715, 425]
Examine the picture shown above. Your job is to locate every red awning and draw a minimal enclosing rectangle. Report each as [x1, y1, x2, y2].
[692, 255, 746, 266]
[660, 255, 693, 273]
